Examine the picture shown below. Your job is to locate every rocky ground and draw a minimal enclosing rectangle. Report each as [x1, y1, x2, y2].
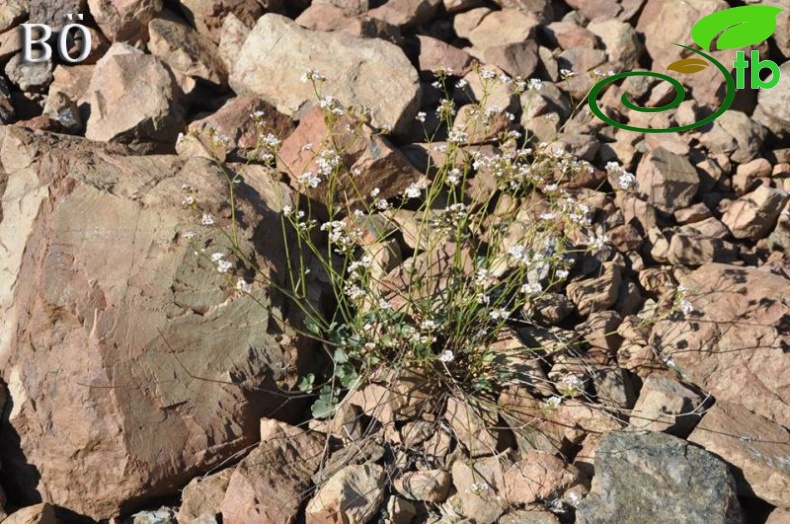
[0, 0, 789, 523]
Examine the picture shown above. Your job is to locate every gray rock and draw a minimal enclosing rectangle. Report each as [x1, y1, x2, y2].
[0, 74, 13, 123]
[29, 0, 86, 32]
[700, 110, 767, 164]
[4, 53, 53, 93]
[576, 431, 742, 523]
[0, 0, 27, 33]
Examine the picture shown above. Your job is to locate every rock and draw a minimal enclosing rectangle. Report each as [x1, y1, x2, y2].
[499, 509, 561, 524]
[586, 19, 643, 69]
[148, 11, 228, 88]
[177, 0, 265, 43]
[576, 431, 742, 523]
[2, 504, 57, 524]
[445, 396, 501, 457]
[453, 7, 491, 40]
[465, 9, 540, 78]
[0, 0, 26, 33]
[129, 507, 178, 523]
[721, 185, 789, 240]
[42, 92, 82, 134]
[393, 470, 452, 503]
[635, 147, 700, 214]
[46, 64, 95, 106]
[87, 0, 163, 43]
[177, 469, 233, 523]
[637, 0, 735, 112]
[188, 96, 294, 152]
[666, 229, 738, 266]
[450, 456, 509, 523]
[296, 3, 402, 41]
[0, 127, 308, 520]
[4, 53, 53, 94]
[489, 328, 554, 397]
[279, 107, 420, 209]
[416, 34, 474, 75]
[222, 420, 324, 523]
[737, 158, 772, 180]
[81, 43, 185, 143]
[566, 263, 622, 316]
[629, 375, 704, 436]
[230, 14, 420, 133]
[0, 74, 13, 123]
[368, 0, 441, 27]
[305, 464, 386, 523]
[503, 451, 581, 505]
[28, 0, 85, 31]
[767, 508, 790, 524]
[565, 0, 644, 21]
[545, 22, 598, 51]
[689, 401, 790, 508]
[674, 203, 712, 224]
[754, 60, 790, 138]
[700, 111, 767, 164]
[652, 263, 790, 426]
[218, 14, 250, 74]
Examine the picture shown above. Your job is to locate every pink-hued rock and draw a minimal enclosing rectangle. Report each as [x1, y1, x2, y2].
[651, 263, 790, 426]
[0, 126, 311, 520]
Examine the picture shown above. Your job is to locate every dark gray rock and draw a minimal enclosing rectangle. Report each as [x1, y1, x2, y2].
[576, 431, 742, 524]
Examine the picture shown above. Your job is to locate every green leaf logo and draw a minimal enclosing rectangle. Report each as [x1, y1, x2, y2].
[691, 5, 783, 51]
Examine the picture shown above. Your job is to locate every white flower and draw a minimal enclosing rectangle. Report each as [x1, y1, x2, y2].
[540, 212, 557, 220]
[438, 350, 455, 363]
[455, 79, 468, 89]
[181, 195, 195, 206]
[379, 298, 392, 310]
[201, 214, 215, 226]
[681, 299, 694, 314]
[210, 252, 225, 262]
[520, 282, 543, 295]
[376, 199, 390, 210]
[421, 319, 437, 331]
[480, 68, 496, 79]
[297, 172, 321, 189]
[544, 396, 562, 409]
[217, 259, 233, 273]
[618, 171, 637, 191]
[528, 78, 542, 90]
[489, 308, 509, 320]
[560, 68, 575, 78]
[182, 231, 197, 239]
[370, 187, 381, 197]
[591, 233, 610, 251]
[235, 279, 252, 293]
[283, 205, 293, 216]
[555, 269, 569, 280]
[404, 183, 422, 199]
[416, 111, 427, 122]
[446, 168, 461, 186]
[176, 132, 185, 145]
[300, 68, 325, 83]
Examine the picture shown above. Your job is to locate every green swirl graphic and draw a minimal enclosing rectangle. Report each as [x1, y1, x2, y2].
[587, 44, 736, 133]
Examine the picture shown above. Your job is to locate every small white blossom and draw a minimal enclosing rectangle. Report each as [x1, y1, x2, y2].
[455, 79, 468, 89]
[520, 282, 543, 295]
[201, 214, 215, 226]
[217, 259, 233, 273]
[283, 205, 293, 216]
[181, 195, 195, 206]
[681, 299, 694, 314]
[560, 68, 575, 78]
[489, 308, 509, 320]
[370, 187, 381, 197]
[235, 279, 252, 293]
[416, 111, 427, 122]
[618, 171, 638, 191]
[421, 319, 437, 331]
[438, 350, 455, 363]
[379, 298, 392, 310]
[555, 269, 569, 280]
[300, 68, 325, 83]
[404, 183, 422, 199]
[210, 252, 224, 262]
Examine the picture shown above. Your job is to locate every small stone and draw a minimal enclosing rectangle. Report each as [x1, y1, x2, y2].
[394, 470, 451, 503]
[305, 464, 386, 524]
[566, 263, 622, 316]
[674, 203, 712, 224]
[445, 396, 501, 457]
[635, 147, 699, 213]
[503, 451, 581, 505]
[629, 375, 705, 437]
[177, 470, 232, 523]
[2, 503, 57, 524]
[721, 185, 790, 240]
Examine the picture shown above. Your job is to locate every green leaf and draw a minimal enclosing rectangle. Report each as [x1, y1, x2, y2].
[297, 373, 315, 392]
[691, 5, 783, 51]
[311, 399, 335, 419]
[334, 347, 349, 364]
[305, 318, 322, 335]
